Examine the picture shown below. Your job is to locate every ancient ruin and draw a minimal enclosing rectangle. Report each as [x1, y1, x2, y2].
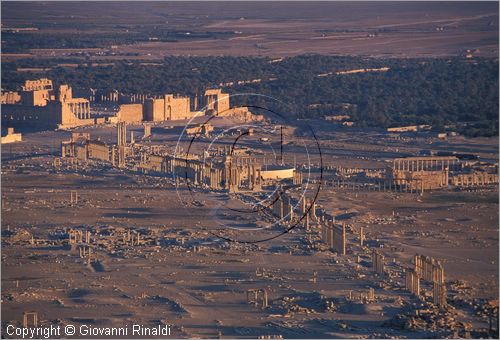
[1, 4, 498, 337]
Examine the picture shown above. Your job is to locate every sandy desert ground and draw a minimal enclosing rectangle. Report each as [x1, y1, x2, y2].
[1, 118, 498, 338]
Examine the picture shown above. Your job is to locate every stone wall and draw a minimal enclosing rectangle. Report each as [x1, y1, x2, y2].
[1, 128, 22, 144]
[165, 95, 192, 120]
[88, 141, 111, 162]
[116, 104, 144, 123]
[143, 98, 165, 121]
[144, 96, 199, 122]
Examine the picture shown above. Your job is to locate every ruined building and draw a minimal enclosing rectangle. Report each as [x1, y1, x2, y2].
[388, 156, 458, 192]
[1, 127, 22, 144]
[387, 155, 498, 191]
[203, 89, 264, 121]
[0, 91, 21, 104]
[144, 94, 201, 122]
[204, 89, 230, 114]
[2, 79, 264, 128]
[214, 106, 265, 122]
[1, 78, 94, 129]
[61, 126, 127, 167]
[139, 153, 264, 193]
[116, 104, 144, 123]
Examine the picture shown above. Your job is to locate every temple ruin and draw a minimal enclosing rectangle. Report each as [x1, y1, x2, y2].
[2, 78, 94, 129]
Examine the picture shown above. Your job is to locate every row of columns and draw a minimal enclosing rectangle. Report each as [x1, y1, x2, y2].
[98, 92, 119, 102]
[223, 157, 263, 192]
[330, 179, 391, 191]
[414, 254, 445, 283]
[78, 245, 93, 265]
[408, 254, 447, 306]
[92, 92, 146, 104]
[270, 193, 318, 225]
[140, 149, 291, 194]
[208, 168, 223, 190]
[371, 249, 385, 275]
[205, 94, 218, 112]
[329, 177, 455, 193]
[452, 173, 498, 186]
[68, 101, 91, 119]
[246, 288, 269, 308]
[161, 155, 229, 192]
[122, 230, 141, 246]
[321, 221, 346, 255]
[347, 288, 375, 302]
[433, 281, 447, 306]
[68, 229, 91, 244]
[246, 164, 262, 191]
[393, 158, 457, 172]
[126, 93, 146, 103]
[405, 269, 420, 296]
[215, 145, 232, 156]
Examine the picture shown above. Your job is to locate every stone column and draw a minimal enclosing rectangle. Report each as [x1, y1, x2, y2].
[262, 289, 268, 308]
[414, 272, 420, 295]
